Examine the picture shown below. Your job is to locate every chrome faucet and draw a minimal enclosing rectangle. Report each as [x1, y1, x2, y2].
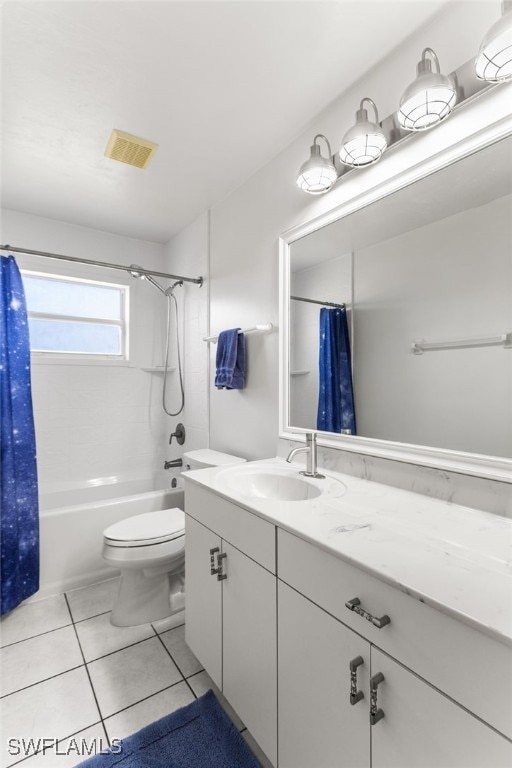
[286, 432, 325, 479]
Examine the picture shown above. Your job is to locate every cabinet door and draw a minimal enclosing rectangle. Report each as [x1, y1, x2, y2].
[371, 647, 512, 768]
[184, 514, 222, 688]
[278, 581, 370, 768]
[222, 542, 277, 767]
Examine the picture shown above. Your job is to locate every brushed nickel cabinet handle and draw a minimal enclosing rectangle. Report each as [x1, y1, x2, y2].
[349, 655, 364, 705]
[345, 597, 391, 629]
[210, 547, 220, 575]
[216, 552, 227, 581]
[370, 672, 385, 725]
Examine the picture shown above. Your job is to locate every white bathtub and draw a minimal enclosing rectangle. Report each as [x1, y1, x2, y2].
[37, 473, 184, 599]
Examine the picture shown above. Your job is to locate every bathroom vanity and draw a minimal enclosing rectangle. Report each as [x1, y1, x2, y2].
[183, 459, 512, 768]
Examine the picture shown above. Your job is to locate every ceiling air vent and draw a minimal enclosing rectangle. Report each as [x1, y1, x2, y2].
[105, 129, 158, 169]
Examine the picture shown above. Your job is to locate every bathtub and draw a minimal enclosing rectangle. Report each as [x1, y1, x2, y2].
[37, 472, 184, 599]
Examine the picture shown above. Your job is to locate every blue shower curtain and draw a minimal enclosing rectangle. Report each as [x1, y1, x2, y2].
[317, 307, 356, 435]
[1, 255, 39, 615]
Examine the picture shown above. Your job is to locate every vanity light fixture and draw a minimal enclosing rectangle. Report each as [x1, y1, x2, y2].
[296, 134, 338, 195]
[398, 48, 457, 131]
[339, 98, 387, 167]
[475, 0, 512, 81]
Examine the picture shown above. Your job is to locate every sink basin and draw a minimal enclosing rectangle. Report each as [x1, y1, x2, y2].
[216, 464, 346, 502]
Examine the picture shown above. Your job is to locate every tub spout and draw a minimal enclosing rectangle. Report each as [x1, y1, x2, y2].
[164, 458, 183, 470]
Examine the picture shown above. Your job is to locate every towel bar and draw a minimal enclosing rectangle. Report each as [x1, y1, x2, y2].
[203, 323, 273, 343]
[411, 332, 512, 354]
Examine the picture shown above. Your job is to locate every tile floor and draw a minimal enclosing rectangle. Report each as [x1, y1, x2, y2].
[0, 578, 272, 768]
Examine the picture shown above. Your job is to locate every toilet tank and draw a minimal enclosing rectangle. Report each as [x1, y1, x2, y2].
[183, 449, 246, 471]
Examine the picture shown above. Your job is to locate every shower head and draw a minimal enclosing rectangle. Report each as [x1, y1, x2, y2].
[165, 280, 184, 297]
[129, 265, 167, 295]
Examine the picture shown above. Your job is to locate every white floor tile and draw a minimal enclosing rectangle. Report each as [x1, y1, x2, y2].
[0, 667, 100, 768]
[66, 579, 119, 623]
[242, 729, 275, 768]
[75, 612, 154, 662]
[19, 724, 107, 767]
[159, 625, 202, 678]
[1, 626, 83, 696]
[104, 681, 195, 742]
[87, 637, 182, 718]
[187, 670, 245, 731]
[0, 595, 71, 647]
[152, 610, 185, 634]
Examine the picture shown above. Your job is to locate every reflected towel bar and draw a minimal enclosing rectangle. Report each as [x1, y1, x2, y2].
[412, 333, 512, 355]
[203, 323, 273, 343]
[291, 296, 346, 309]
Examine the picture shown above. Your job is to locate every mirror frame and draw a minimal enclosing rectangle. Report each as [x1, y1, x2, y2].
[279, 94, 512, 483]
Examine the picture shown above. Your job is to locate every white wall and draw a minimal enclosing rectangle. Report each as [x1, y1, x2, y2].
[163, 211, 210, 463]
[208, 1, 501, 460]
[354, 194, 512, 456]
[1, 209, 170, 488]
[207, 1, 512, 510]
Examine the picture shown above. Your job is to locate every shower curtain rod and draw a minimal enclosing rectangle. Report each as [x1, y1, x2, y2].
[0, 244, 203, 286]
[291, 295, 345, 309]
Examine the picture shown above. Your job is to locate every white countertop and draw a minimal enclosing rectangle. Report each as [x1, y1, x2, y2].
[183, 458, 512, 646]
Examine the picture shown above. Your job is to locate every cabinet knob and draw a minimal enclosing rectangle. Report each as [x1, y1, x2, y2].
[345, 597, 391, 629]
[216, 552, 227, 581]
[349, 655, 364, 705]
[370, 672, 385, 726]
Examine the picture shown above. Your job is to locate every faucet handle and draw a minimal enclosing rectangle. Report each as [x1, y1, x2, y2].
[170, 423, 186, 445]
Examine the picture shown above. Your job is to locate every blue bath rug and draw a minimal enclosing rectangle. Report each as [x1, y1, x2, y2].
[76, 690, 262, 768]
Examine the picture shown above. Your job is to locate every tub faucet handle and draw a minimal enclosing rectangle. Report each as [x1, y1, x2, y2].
[170, 423, 186, 445]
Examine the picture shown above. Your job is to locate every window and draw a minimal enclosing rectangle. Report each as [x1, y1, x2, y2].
[22, 271, 129, 360]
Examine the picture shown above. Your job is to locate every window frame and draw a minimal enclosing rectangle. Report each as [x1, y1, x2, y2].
[21, 269, 130, 364]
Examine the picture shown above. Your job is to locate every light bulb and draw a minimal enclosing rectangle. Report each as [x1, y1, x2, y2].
[296, 135, 337, 195]
[398, 48, 456, 131]
[339, 98, 387, 167]
[475, 1, 512, 81]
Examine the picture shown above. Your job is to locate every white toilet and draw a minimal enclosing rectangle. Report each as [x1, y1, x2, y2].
[102, 449, 246, 626]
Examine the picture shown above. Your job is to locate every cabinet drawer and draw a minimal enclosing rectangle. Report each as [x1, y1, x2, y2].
[278, 529, 512, 740]
[185, 481, 276, 573]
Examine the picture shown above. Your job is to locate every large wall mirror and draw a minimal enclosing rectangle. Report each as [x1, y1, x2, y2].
[280, 129, 512, 481]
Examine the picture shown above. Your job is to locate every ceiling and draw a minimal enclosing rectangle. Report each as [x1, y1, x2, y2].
[1, 1, 448, 243]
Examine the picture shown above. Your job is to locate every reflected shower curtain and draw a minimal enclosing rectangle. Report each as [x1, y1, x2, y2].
[1, 255, 39, 615]
[317, 307, 356, 435]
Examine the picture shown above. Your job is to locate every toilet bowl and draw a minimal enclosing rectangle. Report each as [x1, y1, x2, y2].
[102, 449, 246, 627]
[103, 508, 185, 627]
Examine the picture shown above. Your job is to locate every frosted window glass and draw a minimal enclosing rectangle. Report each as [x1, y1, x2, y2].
[29, 318, 122, 355]
[24, 276, 122, 320]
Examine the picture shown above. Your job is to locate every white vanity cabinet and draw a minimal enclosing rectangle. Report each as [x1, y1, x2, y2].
[184, 471, 512, 768]
[278, 580, 371, 768]
[184, 514, 223, 686]
[370, 648, 512, 768]
[279, 580, 512, 768]
[184, 481, 277, 766]
[278, 528, 512, 768]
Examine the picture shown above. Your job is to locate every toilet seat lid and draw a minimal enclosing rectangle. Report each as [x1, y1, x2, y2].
[103, 508, 185, 547]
